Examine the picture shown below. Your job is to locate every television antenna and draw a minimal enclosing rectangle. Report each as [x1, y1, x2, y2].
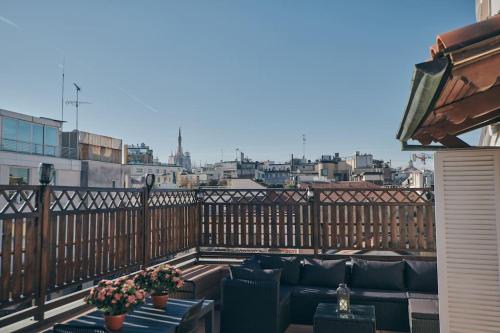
[412, 153, 433, 165]
[66, 83, 91, 131]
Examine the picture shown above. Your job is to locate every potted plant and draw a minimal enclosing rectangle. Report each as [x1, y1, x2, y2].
[134, 264, 184, 308]
[85, 278, 146, 331]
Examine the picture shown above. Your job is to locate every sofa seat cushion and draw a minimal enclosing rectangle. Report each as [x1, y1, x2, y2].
[229, 265, 282, 282]
[254, 255, 302, 285]
[350, 288, 409, 332]
[405, 260, 438, 293]
[280, 285, 293, 304]
[409, 298, 439, 320]
[290, 286, 337, 325]
[407, 292, 438, 300]
[351, 259, 406, 291]
[299, 258, 346, 288]
[350, 289, 408, 303]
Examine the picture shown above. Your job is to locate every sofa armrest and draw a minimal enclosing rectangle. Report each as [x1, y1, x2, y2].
[221, 278, 280, 333]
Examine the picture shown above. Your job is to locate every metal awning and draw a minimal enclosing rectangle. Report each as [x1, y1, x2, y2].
[397, 15, 500, 149]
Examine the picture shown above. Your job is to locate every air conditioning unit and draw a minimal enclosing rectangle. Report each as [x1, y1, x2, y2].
[434, 148, 500, 333]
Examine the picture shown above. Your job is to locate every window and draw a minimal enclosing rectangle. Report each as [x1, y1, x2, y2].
[9, 167, 30, 185]
[44, 126, 57, 156]
[32, 124, 44, 154]
[2, 117, 17, 151]
[1, 118, 59, 156]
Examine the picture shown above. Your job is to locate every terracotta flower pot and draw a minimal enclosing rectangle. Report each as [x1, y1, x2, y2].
[104, 313, 126, 331]
[152, 294, 169, 308]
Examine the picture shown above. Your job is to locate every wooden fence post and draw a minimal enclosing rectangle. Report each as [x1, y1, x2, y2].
[311, 189, 320, 254]
[34, 184, 50, 321]
[141, 186, 150, 269]
[196, 190, 203, 261]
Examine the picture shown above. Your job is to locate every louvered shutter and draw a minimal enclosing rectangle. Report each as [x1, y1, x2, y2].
[434, 149, 500, 333]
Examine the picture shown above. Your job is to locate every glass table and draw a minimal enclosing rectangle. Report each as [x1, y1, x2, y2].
[313, 303, 376, 333]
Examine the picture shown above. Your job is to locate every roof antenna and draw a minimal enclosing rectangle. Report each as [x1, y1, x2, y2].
[66, 83, 91, 132]
[60, 58, 65, 128]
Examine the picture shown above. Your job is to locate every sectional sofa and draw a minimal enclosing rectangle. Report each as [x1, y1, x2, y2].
[220, 255, 438, 333]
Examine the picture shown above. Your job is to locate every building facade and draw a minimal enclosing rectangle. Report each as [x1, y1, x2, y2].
[124, 143, 154, 164]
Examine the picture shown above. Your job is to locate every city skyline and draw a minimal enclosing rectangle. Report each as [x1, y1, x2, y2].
[0, 1, 474, 167]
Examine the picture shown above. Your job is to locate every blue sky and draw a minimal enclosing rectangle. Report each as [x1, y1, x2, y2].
[0, 1, 474, 167]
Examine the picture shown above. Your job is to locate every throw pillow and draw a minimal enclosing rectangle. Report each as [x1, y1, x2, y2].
[300, 258, 346, 288]
[350, 258, 405, 291]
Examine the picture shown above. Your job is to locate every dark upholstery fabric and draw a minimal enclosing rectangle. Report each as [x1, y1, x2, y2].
[290, 286, 337, 325]
[221, 278, 284, 333]
[350, 259, 405, 291]
[299, 258, 346, 288]
[350, 289, 407, 303]
[405, 260, 438, 293]
[350, 288, 409, 332]
[242, 256, 261, 269]
[229, 265, 282, 282]
[279, 287, 292, 333]
[280, 285, 293, 303]
[255, 255, 301, 285]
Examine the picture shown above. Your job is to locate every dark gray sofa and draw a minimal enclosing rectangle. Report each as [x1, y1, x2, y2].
[221, 255, 438, 333]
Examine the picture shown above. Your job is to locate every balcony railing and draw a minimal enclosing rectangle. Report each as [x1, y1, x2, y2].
[0, 185, 434, 327]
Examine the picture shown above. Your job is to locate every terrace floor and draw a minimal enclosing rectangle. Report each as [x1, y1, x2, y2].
[194, 309, 405, 333]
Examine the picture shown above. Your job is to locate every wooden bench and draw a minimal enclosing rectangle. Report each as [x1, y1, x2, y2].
[174, 264, 229, 303]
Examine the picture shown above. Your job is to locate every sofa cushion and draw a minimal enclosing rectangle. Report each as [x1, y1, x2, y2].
[350, 289, 409, 331]
[409, 298, 439, 320]
[350, 289, 408, 303]
[229, 265, 281, 282]
[290, 286, 337, 325]
[300, 258, 346, 288]
[280, 285, 293, 304]
[350, 259, 405, 291]
[241, 256, 261, 269]
[405, 260, 438, 293]
[254, 255, 301, 285]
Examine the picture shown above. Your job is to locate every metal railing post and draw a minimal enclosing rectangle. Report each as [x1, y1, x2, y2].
[141, 173, 155, 269]
[34, 163, 54, 321]
[195, 189, 203, 261]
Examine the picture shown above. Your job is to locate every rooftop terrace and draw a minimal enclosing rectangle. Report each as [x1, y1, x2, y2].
[0, 184, 435, 332]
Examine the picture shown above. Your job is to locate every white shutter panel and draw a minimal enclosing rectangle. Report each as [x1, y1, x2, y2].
[435, 149, 500, 333]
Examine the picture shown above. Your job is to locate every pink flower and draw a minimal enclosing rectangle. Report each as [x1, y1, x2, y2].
[127, 295, 136, 304]
[135, 291, 144, 300]
[114, 293, 122, 300]
[97, 294, 105, 301]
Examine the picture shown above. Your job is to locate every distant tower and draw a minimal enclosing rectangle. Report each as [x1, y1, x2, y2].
[302, 134, 306, 159]
[177, 127, 183, 155]
[170, 127, 192, 172]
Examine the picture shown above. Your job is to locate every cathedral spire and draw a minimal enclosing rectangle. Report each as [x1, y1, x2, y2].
[177, 127, 183, 155]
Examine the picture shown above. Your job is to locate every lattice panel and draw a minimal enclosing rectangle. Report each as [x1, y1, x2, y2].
[318, 188, 434, 204]
[0, 186, 38, 216]
[149, 190, 197, 206]
[202, 189, 309, 204]
[49, 187, 142, 212]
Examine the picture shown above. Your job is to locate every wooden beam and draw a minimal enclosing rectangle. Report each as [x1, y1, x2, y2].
[436, 134, 471, 148]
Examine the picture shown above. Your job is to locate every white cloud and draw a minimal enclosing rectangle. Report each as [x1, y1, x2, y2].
[0, 15, 20, 30]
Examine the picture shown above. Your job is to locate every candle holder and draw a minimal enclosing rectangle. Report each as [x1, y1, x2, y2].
[336, 283, 351, 314]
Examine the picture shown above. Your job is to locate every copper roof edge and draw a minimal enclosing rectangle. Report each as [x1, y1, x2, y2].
[432, 14, 500, 58]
